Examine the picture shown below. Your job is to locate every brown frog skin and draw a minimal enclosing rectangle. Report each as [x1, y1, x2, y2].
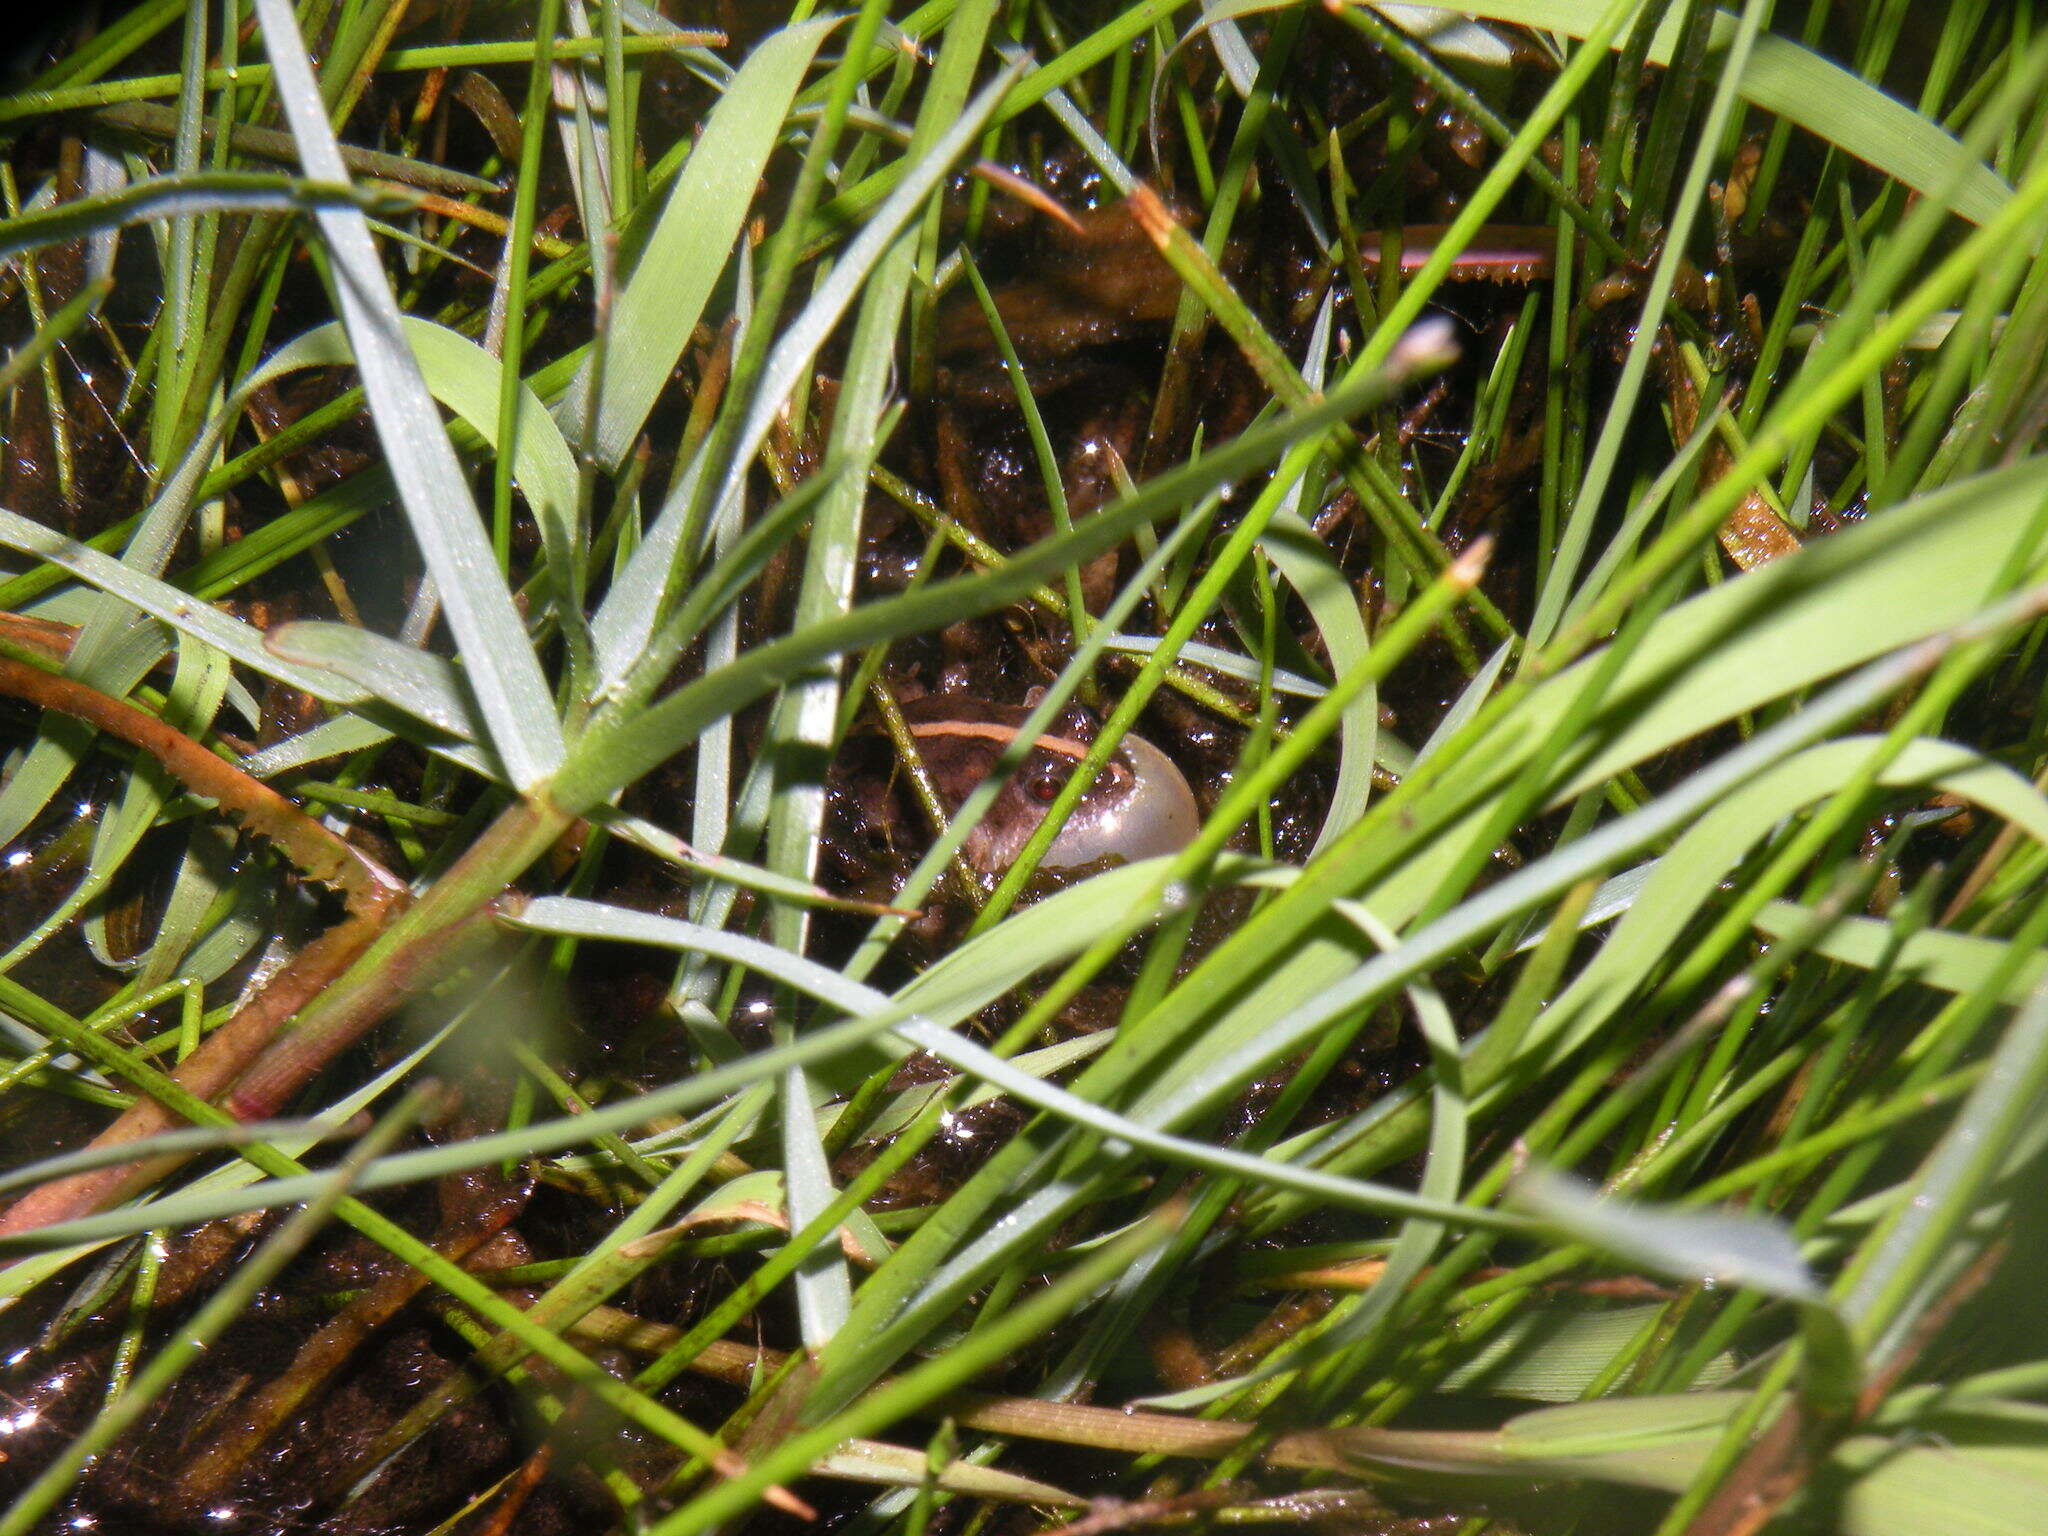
[934, 204, 1186, 366]
[827, 691, 1201, 898]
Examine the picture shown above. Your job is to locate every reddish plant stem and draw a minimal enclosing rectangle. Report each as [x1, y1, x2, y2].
[0, 648, 417, 1237]
[1364, 221, 1559, 281]
[0, 653, 405, 917]
[905, 717, 1092, 761]
[0, 908, 393, 1234]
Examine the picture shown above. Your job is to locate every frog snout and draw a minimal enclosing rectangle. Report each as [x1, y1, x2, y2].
[1040, 732, 1201, 870]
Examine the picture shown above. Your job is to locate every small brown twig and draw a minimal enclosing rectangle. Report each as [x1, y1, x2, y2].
[0, 650, 402, 918]
[175, 1171, 532, 1503]
[1043, 1486, 1249, 1536]
[906, 717, 1093, 762]
[474, 1443, 555, 1536]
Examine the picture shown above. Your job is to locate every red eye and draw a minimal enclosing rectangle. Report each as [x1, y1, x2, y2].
[1029, 773, 1060, 803]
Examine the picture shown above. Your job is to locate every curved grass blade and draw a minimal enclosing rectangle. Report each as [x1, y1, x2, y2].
[589, 57, 1029, 694]
[270, 318, 581, 617]
[1525, 737, 2048, 1070]
[0, 854, 1317, 1247]
[0, 171, 417, 262]
[565, 17, 838, 468]
[249, 0, 563, 790]
[514, 896, 1530, 1235]
[264, 620, 488, 749]
[0, 507, 367, 702]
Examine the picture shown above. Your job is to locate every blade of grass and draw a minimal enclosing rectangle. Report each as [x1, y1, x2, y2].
[249, 0, 564, 790]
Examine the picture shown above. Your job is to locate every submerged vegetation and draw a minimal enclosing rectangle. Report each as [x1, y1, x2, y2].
[0, 0, 2045, 1531]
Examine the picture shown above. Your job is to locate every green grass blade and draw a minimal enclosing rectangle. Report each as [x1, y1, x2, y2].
[569, 18, 836, 468]
[249, 0, 564, 789]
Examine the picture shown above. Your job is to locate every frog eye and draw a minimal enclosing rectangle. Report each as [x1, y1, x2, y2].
[1040, 731, 1200, 870]
[1024, 760, 1067, 803]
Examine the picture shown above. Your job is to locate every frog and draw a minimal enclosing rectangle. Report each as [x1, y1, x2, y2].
[933, 202, 1191, 372]
[824, 688, 1201, 918]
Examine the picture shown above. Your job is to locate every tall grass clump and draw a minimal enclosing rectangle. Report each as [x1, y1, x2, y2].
[0, 1, 2044, 1532]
